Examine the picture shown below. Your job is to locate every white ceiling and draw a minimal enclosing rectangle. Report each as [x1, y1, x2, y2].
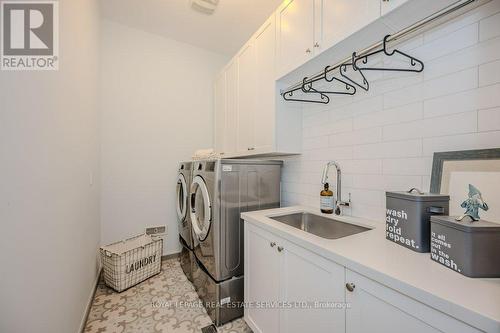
[100, 0, 284, 56]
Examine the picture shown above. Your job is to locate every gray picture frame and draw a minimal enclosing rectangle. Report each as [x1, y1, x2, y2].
[430, 148, 500, 193]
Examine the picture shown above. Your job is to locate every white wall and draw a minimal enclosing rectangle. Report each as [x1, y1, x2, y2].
[100, 20, 227, 255]
[282, 1, 500, 222]
[0, 0, 101, 332]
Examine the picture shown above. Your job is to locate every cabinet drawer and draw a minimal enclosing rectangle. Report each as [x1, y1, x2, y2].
[345, 270, 482, 333]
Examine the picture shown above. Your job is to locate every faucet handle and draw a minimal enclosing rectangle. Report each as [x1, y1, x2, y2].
[335, 193, 351, 215]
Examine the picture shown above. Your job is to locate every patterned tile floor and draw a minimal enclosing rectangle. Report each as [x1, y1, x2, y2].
[84, 258, 252, 333]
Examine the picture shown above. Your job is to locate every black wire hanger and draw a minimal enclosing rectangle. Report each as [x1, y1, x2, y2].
[353, 35, 424, 73]
[319, 66, 357, 96]
[282, 78, 330, 104]
[339, 53, 370, 91]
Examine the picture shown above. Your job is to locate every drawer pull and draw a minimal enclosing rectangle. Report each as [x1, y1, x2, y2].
[270, 242, 276, 247]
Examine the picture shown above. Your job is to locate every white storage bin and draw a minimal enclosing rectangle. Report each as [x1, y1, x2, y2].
[100, 234, 163, 292]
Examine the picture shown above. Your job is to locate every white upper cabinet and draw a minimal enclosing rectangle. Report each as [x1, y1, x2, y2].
[381, 0, 409, 16]
[224, 60, 238, 155]
[276, 0, 315, 78]
[214, 71, 226, 154]
[254, 14, 277, 152]
[276, 0, 382, 78]
[237, 42, 257, 154]
[214, 12, 302, 158]
[318, 0, 381, 52]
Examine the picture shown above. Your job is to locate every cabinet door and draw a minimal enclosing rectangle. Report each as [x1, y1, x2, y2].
[254, 14, 276, 152]
[280, 240, 346, 333]
[381, 0, 408, 15]
[214, 71, 226, 154]
[237, 43, 256, 154]
[244, 224, 281, 333]
[225, 60, 238, 155]
[276, 0, 315, 77]
[345, 270, 482, 333]
[318, 0, 380, 52]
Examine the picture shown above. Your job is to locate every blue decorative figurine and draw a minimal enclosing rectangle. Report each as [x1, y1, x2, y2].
[456, 184, 489, 222]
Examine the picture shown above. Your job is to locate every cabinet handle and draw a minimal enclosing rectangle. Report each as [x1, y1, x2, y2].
[248, 147, 255, 151]
[277, 246, 284, 252]
[346, 283, 356, 292]
[270, 242, 276, 247]
[314, 42, 320, 48]
[305, 48, 311, 54]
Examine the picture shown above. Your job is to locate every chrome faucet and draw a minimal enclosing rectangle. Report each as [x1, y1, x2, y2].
[321, 161, 351, 215]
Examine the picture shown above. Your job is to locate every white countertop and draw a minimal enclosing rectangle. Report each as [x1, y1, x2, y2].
[242, 206, 500, 333]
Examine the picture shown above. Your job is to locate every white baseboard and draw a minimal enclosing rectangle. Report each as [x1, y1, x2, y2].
[78, 267, 102, 333]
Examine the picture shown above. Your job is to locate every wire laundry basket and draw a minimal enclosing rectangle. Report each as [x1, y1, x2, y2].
[100, 234, 163, 292]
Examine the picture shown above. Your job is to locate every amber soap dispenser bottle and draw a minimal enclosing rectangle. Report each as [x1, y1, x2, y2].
[320, 183, 334, 214]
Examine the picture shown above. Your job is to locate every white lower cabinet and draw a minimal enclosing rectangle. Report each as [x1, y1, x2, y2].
[245, 225, 281, 333]
[280, 240, 346, 333]
[345, 269, 481, 333]
[245, 223, 483, 333]
[244, 224, 345, 333]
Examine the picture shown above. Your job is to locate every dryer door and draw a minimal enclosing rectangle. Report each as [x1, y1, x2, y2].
[176, 173, 188, 221]
[190, 175, 212, 241]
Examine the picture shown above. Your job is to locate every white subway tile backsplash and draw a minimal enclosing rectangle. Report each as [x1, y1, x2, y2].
[342, 159, 383, 175]
[423, 83, 500, 118]
[480, 11, 500, 41]
[349, 204, 385, 222]
[303, 110, 329, 128]
[383, 84, 423, 110]
[328, 118, 353, 134]
[303, 146, 353, 161]
[424, 36, 500, 82]
[352, 175, 384, 190]
[412, 23, 479, 61]
[479, 59, 500, 86]
[478, 107, 500, 132]
[422, 131, 500, 156]
[353, 139, 422, 159]
[348, 188, 384, 207]
[303, 136, 329, 150]
[424, 0, 500, 42]
[422, 176, 431, 192]
[424, 88, 478, 118]
[350, 174, 422, 192]
[343, 95, 384, 117]
[284, 3, 500, 222]
[383, 175, 423, 192]
[303, 123, 331, 138]
[353, 102, 423, 130]
[383, 111, 477, 141]
[329, 127, 382, 147]
[382, 157, 432, 176]
[423, 67, 478, 100]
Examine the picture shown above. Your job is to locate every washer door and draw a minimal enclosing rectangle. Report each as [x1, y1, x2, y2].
[190, 175, 212, 241]
[176, 174, 188, 221]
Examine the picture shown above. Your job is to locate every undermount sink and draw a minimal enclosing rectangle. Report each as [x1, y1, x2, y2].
[270, 212, 370, 240]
